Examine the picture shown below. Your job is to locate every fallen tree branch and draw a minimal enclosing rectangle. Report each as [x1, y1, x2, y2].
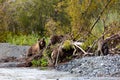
[55, 42, 63, 66]
[73, 42, 87, 55]
[87, 32, 120, 56]
[21, 49, 44, 67]
[104, 33, 120, 43]
[87, 28, 113, 52]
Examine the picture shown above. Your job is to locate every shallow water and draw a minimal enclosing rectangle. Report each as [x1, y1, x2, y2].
[0, 68, 77, 80]
[0, 68, 119, 80]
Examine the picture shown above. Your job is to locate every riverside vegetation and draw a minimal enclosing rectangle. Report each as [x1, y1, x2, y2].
[0, 0, 120, 67]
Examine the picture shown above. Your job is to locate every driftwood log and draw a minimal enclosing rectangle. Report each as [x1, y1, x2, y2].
[16, 49, 44, 67]
[104, 33, 120, 48]
[96, 32, 120, 56]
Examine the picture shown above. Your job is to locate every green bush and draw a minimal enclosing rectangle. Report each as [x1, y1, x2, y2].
[62, 40, 73, 51]
[81, 35, 97, 51]
[6, 33, 41, 45]
[31, 57, 48, 67]
[0, 31, 10, 42]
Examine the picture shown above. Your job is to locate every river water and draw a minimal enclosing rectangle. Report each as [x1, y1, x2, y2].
[0, 68, 120, 80]
[0, 67, 77, 80]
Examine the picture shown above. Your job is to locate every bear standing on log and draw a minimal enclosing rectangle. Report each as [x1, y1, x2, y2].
[26, 38, 46, 57]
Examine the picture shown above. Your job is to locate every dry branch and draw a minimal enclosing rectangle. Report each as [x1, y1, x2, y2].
[73, 42, 87, 55]
[104, 33, 120, 43]
[55, 42, 63, 66]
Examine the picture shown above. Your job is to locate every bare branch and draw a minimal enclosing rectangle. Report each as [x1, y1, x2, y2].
[90, 0, 112, 32]
[73, 42, 87, 55]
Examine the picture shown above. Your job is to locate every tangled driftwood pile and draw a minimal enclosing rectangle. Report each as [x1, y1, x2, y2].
[0, 32, 119, 67]
[22, 32, 120, 67]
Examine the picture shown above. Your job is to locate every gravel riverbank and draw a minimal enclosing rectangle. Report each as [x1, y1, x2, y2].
[56, 55, 120, 77]
[0, 43, 120, 79]
[0, 43, 29, 59]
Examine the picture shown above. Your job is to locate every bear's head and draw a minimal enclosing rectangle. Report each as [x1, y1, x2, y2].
[38, 38, 46, 49]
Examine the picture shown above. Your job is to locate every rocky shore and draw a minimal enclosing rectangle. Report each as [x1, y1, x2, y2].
[0, 43, 120, 78]
[56, 55, 120, 77]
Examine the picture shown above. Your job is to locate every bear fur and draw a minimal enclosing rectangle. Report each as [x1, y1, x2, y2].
[26, 38, 46, 57]
[48, 35, 64, 46]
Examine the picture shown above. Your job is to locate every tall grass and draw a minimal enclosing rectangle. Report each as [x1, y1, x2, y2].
[6, 33, 50, 46]
[6, 33, 41, 45]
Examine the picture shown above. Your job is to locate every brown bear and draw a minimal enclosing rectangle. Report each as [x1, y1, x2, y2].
[26, 38, 46, 57]
[48, 35, 64, 46]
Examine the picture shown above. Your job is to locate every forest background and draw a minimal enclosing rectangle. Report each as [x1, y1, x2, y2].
[0, 0, 120, 49]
